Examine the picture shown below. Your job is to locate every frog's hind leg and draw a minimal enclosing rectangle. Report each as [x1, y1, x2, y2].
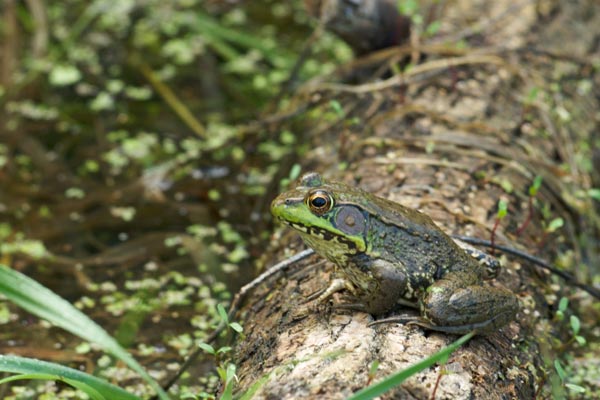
[418, 271, 519, 334]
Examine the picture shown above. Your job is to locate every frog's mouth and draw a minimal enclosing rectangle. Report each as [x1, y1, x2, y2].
[276, 218, 308, 233]
[276, 216, 364, 257]
[279, 218, 343, 241]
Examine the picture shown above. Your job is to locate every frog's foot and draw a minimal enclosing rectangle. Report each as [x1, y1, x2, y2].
[396, 298, 419, 309]
[304, 278, 355, 304]
[291, 295, 334, 320]
[367, 313, 510, 334]
[453, 238, 501, 279]
[405, 312, 516, 335]
[332, 302, 367, 313]
[290, 305, 312, 321]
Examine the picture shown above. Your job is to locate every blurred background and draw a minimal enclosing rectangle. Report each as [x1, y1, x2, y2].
[0, 0, 352, 397]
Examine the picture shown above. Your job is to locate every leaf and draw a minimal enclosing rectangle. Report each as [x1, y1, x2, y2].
[90, 92, 114, 111]
[217, 303, 229, 323]
[216, 346, 232, 355]
[574, 335, 587, 346]
[569, 315, 580, 335]
[0, 240, 48, 259]
[588, 188, 600, 201]
[529, 176, 543, 196]
[289, 164, 302, 181]
[0, 355, 140, 400]
[555, 310, 564, 321]
[196, 11, 291, 66]
[347, 332, 474, 400]
[225, 363, 237, 384]
[398, 0, 418, 15]
[221, 363, 237, 400]
[238, 372, 271, 400]
[497, 199, 508, 219]
[0, 374, 104, 400]
[0, 264, 169, 400]
[425, 20, 441, 36]
[229, 322, 243, 333]
[49, 65, 82, 86]
[558, 297, 569, 312]
[197, 342, 216, 355]
[554, 359, 566, 381]
[368, 360, 380, 377]
[546, 218, 564, 233]
[329, 100, 344, 117]
[221, 378, 234, 400]
[565, 383, 586, 393]
[498, 178, 513, 194]
[526, 87, 540, 103]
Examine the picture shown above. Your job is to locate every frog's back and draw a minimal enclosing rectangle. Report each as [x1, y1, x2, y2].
[336, 185, 481, 289]
[330, 182, 442, 230]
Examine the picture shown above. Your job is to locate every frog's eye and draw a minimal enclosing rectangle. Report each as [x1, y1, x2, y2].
[306, 190, 333, 215]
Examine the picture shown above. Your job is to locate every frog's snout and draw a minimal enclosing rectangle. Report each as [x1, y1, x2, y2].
[270, 194, 288, 216]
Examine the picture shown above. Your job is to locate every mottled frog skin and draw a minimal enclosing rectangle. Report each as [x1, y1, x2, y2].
[271, 172, 519, 334]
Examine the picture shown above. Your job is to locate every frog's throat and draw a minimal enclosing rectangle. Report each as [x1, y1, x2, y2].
[296, 228, 362, 265]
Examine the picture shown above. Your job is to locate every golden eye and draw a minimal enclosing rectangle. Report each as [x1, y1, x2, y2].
[306, 190, 333, 215]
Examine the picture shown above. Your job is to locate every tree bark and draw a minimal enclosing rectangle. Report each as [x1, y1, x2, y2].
[234, 1, 600, 398]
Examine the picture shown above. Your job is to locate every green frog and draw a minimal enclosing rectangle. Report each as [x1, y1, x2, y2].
[271, 172, 519, 334]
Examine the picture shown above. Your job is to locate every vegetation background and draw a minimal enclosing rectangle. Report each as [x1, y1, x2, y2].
[0, 0, 336, 397]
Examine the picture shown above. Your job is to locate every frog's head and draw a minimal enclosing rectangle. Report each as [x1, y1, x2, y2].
[271, 172, 368, 261]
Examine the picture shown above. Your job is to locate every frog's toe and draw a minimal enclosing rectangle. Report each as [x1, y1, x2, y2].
[290, 305, 312, 321]
[304, 287, 327, 302]
[368, 315, 485, 334]
[367, 314, 420, 328]
[414, 311, 517, 335]
[367, 315, 476, 334]
[305, 278, 354, 304]
[333, 302, 368, 312]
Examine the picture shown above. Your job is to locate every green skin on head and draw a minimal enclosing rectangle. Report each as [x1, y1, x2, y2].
[271, 172, 519, 334]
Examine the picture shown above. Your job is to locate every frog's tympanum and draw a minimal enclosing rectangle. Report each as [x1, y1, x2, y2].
[271, 172, 519, 334]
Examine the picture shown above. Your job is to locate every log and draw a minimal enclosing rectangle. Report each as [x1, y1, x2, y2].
[233, 1, 600, 398]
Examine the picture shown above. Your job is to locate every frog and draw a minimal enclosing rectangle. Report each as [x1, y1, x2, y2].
[271, 172, 519, 334]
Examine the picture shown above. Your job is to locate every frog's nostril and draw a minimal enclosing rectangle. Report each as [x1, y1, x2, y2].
[285, 199, 292, 205]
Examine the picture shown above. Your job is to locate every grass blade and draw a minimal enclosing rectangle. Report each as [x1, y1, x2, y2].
[0, 264, 169, 399]
[0, 374, 103, 400]
[0, 355, 140, 400]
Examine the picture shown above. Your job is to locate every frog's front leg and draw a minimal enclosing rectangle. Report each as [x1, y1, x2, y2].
[292, 277, 357, 320]
[358, 258, 416, 315]
[315, 258, 413, 315]
[306, 277, 356, 304]
[417, 271, 519, 334]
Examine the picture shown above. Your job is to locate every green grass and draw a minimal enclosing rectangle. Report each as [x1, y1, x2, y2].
[0, 355, 141, 400]
[0, 264, 169, 399]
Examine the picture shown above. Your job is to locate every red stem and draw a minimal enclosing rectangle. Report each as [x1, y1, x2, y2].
[515, 195, 533, 236]
[490, 218, 501, 256]
[430, 367, 444, 400]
